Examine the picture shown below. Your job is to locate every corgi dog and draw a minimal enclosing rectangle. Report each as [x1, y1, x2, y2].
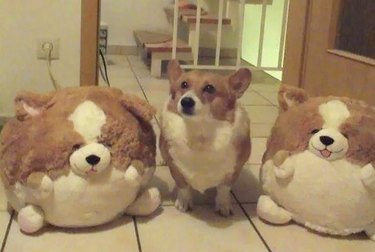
[159, 60, 251, 216]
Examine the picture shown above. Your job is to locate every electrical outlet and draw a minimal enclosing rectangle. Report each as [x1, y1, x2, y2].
[37, 38, 60, 60]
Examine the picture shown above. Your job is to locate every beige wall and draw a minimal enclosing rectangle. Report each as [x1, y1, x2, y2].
[0, 1, 81, 117]
[100, 0, 172, 46]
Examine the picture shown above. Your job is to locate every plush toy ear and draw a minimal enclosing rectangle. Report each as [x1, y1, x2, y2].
[120, 93, 156, 122]
[228, 68, 252, 98]
[15, 91, 54, 120]
[167, 60, 184, 84]
[278, 84, 309, 112]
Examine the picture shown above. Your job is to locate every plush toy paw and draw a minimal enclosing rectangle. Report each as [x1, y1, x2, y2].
[361, 163, 375, 190]
[272, 151, 294, 179]
[126, 187, 161, 216]
[124, 165, 142, 187]
[175, 187, 193, 212]
[17, 205, 45, 234]
[26, 173, 54, 201]
[257, 195, 292, 224]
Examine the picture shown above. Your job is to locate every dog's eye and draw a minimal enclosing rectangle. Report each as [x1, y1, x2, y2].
[203, 84, 216, 94]
[72, 144, 82, 150]
[181, 81, 189, 89]
[310, 129, 320, 134]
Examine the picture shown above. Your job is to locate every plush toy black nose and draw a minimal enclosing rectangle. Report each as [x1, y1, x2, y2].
[181, 97, 195, 109]
[86, 155, 101, 165]
[320, 136, 334, 146]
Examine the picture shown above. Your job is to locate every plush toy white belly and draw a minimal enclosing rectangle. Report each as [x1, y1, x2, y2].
[262, 151, 375, 234]
[7, 167, 140, 227]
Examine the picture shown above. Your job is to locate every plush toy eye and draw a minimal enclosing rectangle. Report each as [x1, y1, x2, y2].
[310, 129, 320, 134]
[181, 81, 189, 89]
[203, 84, 216, 94]
[72, 144, 82, 150]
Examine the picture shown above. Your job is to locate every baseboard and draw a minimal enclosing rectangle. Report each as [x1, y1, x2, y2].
[107, 45, 138, 55]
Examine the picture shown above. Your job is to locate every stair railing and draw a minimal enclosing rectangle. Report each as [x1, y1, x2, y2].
[172, 0, 289, 73]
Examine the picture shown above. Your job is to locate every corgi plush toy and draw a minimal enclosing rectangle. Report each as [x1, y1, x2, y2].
[160, 60, 251, 216]
[257, 85, 375, 240]
[0, 86, 161, 233]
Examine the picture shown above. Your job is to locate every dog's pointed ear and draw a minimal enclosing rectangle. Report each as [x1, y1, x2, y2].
[15, 91, 54, 120]
[120, 93, 156, 122]
[228, 68, 252, 98]
[278, 84, 309, 112]
[167, 60, 184, 83]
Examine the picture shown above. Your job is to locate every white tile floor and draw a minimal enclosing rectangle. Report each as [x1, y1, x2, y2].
[0, 55, 373, 252]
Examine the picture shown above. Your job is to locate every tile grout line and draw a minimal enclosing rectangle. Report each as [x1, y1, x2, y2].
[251, 89, 278, 108]
[125, 56, 161, 128]
[0, 210, 14, 252]
[132, 216, 143, 252]
[231, 192, 272, 252]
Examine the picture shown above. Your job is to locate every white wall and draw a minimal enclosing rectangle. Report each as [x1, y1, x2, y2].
[101, 0, 172, 46]
[0, 1, 81, 117]
[101, 0, 239, 49]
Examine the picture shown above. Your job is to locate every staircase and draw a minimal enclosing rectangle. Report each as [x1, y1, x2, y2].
[134, 0, 281, 77]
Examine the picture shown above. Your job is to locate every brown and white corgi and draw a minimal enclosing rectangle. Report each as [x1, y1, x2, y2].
[159, 60, 251, 216]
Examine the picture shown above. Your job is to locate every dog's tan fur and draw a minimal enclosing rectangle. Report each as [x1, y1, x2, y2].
[0, 86, 156, 186]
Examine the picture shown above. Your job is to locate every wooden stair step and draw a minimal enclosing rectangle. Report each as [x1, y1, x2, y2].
[134, 30, 192, 53]
[164, 7, 231, 25]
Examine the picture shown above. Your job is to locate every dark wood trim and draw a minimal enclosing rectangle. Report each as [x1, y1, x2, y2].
[80, 0, 100, 86]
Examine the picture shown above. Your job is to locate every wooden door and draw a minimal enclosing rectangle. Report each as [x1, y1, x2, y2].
[80, 0, 100, 86]
[283, 0, 375, 105]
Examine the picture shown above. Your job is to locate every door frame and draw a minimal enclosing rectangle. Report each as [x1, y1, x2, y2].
[80, 0, 100, 86]
[282, 0, 311, 88]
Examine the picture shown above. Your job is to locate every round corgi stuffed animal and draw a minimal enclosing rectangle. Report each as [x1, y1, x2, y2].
[0, 86, 161, 233]
[257, 85, 375, 240]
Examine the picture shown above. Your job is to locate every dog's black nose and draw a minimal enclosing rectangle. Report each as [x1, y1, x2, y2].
[181, 97, 195, 109]
[86, 155, 101, 165]
[320, 136, 334, 146]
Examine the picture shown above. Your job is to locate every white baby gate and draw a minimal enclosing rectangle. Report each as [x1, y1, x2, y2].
[171, 0, 289, 72]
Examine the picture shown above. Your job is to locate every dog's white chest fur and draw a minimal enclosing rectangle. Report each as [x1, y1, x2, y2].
[162, 102, 249, 192]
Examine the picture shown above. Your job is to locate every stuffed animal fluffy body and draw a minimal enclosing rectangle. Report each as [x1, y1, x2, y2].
[257, 85, 375, 240]
[0, 86, 161, 233]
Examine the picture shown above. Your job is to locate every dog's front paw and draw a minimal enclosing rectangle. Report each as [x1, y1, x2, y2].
[215, 202, 233, 217]
[361, 163, 375, 189]
[175, 188, 193, 212]
[215, 185, 232, 217]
